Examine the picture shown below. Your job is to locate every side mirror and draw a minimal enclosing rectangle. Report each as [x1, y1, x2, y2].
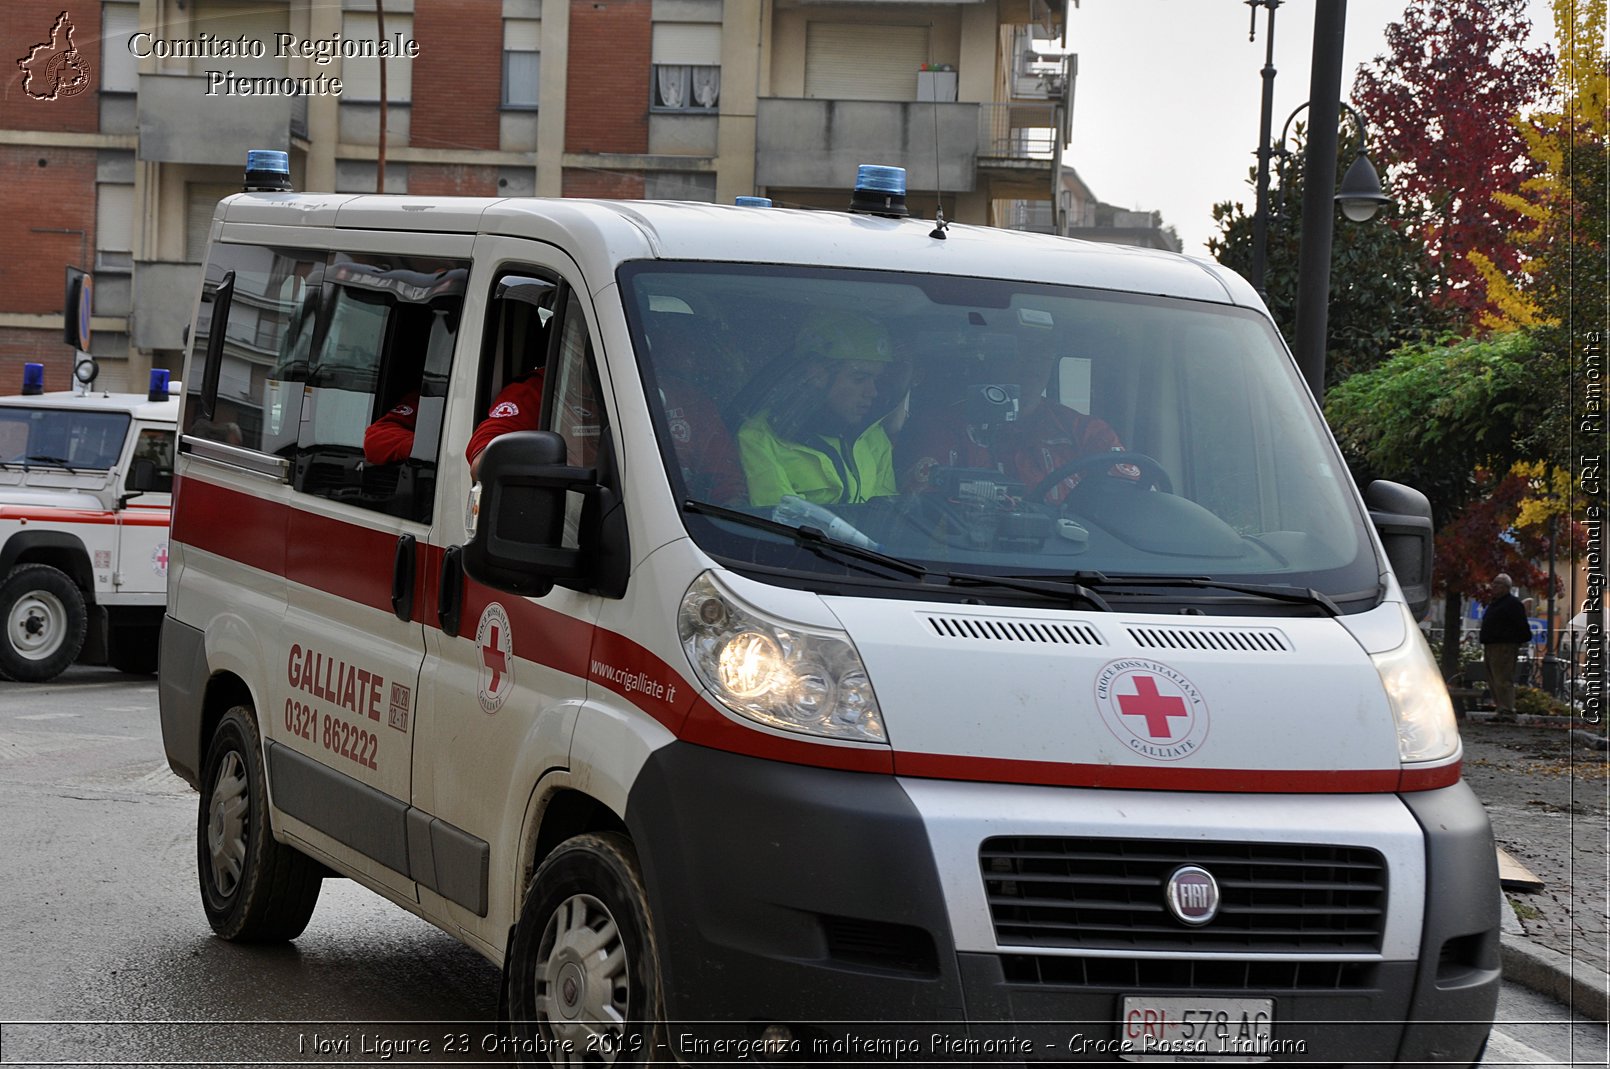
[462, 430, 596, 597]
[1366, 480, 1434, 621]
[127, 457, 162, 492]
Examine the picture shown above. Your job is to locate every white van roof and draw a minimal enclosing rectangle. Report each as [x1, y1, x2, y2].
[217, 194, 1262, 310]
[0, 389, 180, 424]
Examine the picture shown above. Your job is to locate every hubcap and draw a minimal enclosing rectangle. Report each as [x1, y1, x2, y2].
[207, 751, 249, 897]
[533, 893, 629, 1060]
[8, 590, 65, 661]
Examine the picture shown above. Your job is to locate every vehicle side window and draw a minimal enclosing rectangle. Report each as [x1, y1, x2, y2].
[549, 289, 605, 469]
[126, 428, 175, 493]
[186, 243, 323, 452]
[475, 271, 558, 423]
[291, 256, 468, 522]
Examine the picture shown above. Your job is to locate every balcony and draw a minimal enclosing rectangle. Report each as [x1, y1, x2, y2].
[137, 73, 299, 165]
[756, 99, 980, 191]
[978, 102, 1062, 163]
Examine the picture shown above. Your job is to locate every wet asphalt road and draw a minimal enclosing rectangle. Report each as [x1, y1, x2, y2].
[0, 667, 1602, 1066]
[0, 667, 501, 1067]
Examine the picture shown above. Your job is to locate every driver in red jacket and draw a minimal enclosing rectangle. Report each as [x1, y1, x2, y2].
[897, 341, 1132, 502]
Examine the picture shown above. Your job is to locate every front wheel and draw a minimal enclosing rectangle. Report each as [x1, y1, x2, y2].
[506, 833, 666, 1065]
[0, 563, 87, 682]
[197, 705, 322, 941]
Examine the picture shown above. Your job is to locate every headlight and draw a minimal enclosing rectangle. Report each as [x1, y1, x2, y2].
[678, 572, 887, 744]
[1371, 603, 1461, 764]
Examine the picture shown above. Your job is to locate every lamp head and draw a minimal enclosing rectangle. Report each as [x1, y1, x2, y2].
[1337, 151, 1390, 223]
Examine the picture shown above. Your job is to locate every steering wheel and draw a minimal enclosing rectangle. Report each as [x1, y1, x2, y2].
[1028, 451, 1173, 500]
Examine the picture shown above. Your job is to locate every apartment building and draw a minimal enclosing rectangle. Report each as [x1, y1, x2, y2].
[2, 0, 1072, 389]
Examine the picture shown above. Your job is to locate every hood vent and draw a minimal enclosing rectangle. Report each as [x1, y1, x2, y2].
[1127, 624, 1291, 653]
[924, 615, 1104, 646]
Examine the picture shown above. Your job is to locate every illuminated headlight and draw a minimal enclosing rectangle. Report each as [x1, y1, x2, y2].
[678, 572, 887, 744]
[1371, 603, 1461, 764]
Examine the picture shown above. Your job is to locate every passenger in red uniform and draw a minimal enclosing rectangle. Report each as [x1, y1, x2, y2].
[466, 369, 546, 479]
[363, 392, 421, 465]
[898, 340, 1132, 503]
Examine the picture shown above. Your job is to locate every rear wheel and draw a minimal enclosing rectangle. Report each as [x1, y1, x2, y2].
[197, 705, 322, 941]
[506, 833, 666, 1065]
[0, 563, 86, 682]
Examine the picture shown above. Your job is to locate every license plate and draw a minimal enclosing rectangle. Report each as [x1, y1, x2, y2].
[1119, 996, 1275, 1062]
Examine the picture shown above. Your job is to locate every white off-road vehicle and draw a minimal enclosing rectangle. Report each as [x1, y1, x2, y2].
[0, 366, 176, 681]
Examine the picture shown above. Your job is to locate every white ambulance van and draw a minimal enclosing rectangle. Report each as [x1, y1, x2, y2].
[160, 154, 1499, 1065]
[0, 366, 176, 680]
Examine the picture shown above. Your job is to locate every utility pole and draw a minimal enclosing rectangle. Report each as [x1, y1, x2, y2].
[376, 2, 388, 193]
[1292, 0, 1347, 402]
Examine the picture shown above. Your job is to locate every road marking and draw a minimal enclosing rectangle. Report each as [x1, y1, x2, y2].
[15, 713, 80, 721]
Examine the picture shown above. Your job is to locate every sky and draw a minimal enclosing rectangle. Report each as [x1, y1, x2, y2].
[1066, 0, 1559, 256]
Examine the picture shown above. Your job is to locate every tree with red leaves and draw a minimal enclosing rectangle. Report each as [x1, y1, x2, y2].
[1351, 0, 1554, 328]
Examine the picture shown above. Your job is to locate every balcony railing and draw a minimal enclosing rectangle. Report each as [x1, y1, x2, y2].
[978, 102, 1061, 161]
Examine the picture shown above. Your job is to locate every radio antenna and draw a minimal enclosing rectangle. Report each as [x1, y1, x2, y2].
[929, 94, 949, 240]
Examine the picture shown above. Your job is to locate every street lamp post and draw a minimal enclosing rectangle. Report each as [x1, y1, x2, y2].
[1247, 0, 1282, 299]
[1249, 0, 1391, 401]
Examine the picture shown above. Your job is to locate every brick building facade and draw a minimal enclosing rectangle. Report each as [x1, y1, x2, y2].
[0, 0, 1075, 391]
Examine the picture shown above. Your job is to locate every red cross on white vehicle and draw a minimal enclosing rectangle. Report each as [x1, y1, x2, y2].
[1095, 660, 1210, 761]
[475, 603, 513, 713]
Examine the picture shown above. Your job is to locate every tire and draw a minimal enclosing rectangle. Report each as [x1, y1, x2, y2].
[506, 833, 667, 1066]
[197, 705, 322, 941]
[0, 563, 87, 682]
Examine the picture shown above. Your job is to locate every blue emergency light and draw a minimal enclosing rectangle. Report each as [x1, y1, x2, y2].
[244, 149, 293, 193]
[22, 363, 44, 396]
[148, 368, 171, 402]
[849, 164, 908, 219]
[735, 196, 772, 208]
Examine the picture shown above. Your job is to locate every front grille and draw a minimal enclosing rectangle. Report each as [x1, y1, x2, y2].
[982, 837, 1387, 953]
[1000, 954, 1378, 991]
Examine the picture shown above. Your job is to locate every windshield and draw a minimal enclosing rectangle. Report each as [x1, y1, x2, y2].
[622, 262, 1381, 611]
[0, 407, 131, 471]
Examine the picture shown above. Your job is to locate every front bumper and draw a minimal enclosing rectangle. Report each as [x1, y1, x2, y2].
[625, 742, 1498, 1063]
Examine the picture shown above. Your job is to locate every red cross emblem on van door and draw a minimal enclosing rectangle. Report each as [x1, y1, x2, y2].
[481, 626, 507, 690]
[475, 603, 513, 714]
[1117, 675, 1188, 739]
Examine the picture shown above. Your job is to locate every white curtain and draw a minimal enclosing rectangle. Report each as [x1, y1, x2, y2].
[656, 65, 689, 109]
[690, 66, 720, 108]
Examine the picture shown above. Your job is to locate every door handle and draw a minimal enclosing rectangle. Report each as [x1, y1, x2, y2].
[438, 545, 464, 638]
[392, 533, 416, 622]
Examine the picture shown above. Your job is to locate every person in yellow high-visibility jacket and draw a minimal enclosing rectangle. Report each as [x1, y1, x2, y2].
[738, 312, 904, 507]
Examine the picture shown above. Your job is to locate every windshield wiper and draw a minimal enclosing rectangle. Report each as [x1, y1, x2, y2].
[25, 454, 77, 472]
[684, 499, 927, 579]
[684, 500, 1110, 611]
[939, 571, 1112, 612]
[1036, 571, 1341, 617]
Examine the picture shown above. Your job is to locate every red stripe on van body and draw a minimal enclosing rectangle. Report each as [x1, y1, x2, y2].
[286, 508, 403, 614]
[170, 480, 286, 575]
[893, 751, 1459, 793]
[0, 506, 170, 527]
[172, 476, 1456, 793]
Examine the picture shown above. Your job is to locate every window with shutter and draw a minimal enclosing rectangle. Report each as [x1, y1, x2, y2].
[804, 23, 930, 102]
